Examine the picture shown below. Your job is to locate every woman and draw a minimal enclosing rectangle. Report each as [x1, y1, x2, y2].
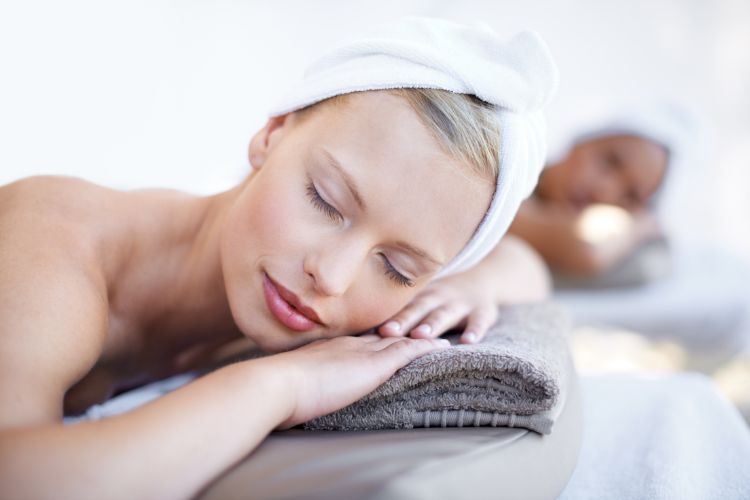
[509, 104, 689, 276]
[0, 17, 556, 498]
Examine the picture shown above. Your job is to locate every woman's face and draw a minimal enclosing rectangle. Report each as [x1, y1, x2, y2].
[220, 91, 493, 353]
[537, 134, 668, 211]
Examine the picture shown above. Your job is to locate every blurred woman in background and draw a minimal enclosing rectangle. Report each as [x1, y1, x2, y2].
[509, 102, 692, 278]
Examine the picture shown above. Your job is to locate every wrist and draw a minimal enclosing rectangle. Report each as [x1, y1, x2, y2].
[228, 357, 299, 431]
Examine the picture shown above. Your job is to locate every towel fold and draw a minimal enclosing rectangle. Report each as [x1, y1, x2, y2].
[304, 302, 572, 435]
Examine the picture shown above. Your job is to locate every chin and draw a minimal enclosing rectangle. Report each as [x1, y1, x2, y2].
[239, 317, 323, 353]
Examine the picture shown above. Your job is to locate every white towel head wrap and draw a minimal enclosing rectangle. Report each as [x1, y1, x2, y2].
[267, 16, 559, 280]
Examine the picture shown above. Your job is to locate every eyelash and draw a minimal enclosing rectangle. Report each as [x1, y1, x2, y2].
[604, 151, 620, 170]
[380, 253, 416, 288]
[305, 180, 342, 223]
[304, 179, 416, 288]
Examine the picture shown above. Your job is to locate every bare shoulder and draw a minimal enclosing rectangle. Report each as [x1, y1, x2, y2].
[1, 174, 121, 222]
[0, 175, 112, 428]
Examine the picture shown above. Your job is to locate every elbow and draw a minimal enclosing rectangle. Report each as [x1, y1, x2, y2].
[552, 242, 610, 277]
[500, 235, 552, 302]
[527, 246, 553, 301]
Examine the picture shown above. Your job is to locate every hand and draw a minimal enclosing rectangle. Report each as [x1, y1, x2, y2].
[375, 272, 500, 345]
[263, 334, 450, 430]
[630, 209, 663, 244]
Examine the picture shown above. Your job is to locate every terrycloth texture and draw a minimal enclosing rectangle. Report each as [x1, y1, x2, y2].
[268, 16, 559, 280]
[304, 302, 572, 435]
[558, 373, 750, 500]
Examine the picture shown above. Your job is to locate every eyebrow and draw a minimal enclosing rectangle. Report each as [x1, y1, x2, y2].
[319, 147, 367, 212]
[317, 147, 445, 268]
[394, 240, 444, 267]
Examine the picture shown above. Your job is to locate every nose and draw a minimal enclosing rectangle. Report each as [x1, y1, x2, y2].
[303, 234, 368, 298]
[591, 174, 624, 206]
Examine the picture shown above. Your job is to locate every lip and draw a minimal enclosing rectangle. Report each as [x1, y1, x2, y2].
[568, 190, 591, 211]
[262, 272, 322, 332]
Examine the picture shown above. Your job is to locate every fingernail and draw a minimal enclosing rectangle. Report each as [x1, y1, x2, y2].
[438, 338, 451, 347]
[414, 324, 432, 336]
[463, 331, 477, 343]
[384, 321, 401, 332]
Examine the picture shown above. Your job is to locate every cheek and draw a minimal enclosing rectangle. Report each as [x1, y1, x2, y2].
[569, 154, 594, 181]
[244, 176, 314, 254]
[220, 177, 311, 298]
[548, 157, 580, 199]
[334, 286, 418, 334]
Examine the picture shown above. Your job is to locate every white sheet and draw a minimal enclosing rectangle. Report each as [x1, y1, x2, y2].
[554, 246, 750, 369]
[558, 372, 750, 499]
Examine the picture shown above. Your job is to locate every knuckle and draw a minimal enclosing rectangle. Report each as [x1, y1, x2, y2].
[334, 335, 361, 347]
[411, 293, 443, 309]
[479, 304, 499, 319]
[425, 308, 451, 325]
[430, 304, 466, 324]
[386, 338, 423, 354]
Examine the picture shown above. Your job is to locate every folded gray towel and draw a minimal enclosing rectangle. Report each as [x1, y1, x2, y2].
[304, 302, 573, 435]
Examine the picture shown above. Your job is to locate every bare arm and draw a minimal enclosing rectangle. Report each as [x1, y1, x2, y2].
[472, 233, 552, 304]
[1, 337, 447, 500]
[0, 362, 294, 500]
[509, 197, 660, 275]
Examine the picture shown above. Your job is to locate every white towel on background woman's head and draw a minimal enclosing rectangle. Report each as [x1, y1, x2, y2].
[268, 16, 559, 279]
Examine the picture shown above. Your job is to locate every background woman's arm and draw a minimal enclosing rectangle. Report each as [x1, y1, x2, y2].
[508, 197, 660, 275]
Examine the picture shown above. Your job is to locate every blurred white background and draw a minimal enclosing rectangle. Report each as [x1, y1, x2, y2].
[1, 0, 748, 259]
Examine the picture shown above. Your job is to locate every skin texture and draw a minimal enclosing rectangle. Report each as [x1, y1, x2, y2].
[509, 134, 669, 275]
[0, 89, 549, 498]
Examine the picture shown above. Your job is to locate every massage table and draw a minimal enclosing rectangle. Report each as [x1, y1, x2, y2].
[555, 246, 750, 371]
[196, 358, 582, 500]
[64, 333, 750, 499]
[65, 351, 583, 499]
[194, 371, 750, 500]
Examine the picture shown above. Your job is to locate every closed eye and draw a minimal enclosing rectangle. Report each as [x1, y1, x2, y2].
[604, 151, 620, 170]
[305, 178, 415, 288]
[305, 179, 343, 223]
[379, 253, 416, 288]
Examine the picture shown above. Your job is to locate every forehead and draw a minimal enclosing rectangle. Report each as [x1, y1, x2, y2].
[591, 133, 669, 198]
[289, 91, 494, 267]
[591, 134, 668, 166]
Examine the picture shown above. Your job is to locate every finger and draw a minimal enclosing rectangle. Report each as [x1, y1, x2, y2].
[376, 337, 451, 368]
[356, 333, 384, 343]
[377, 294, 445, 337]
[409, 302, 472, 339]
[459, 305, 499, 344]
[370, 335, 421, 350]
